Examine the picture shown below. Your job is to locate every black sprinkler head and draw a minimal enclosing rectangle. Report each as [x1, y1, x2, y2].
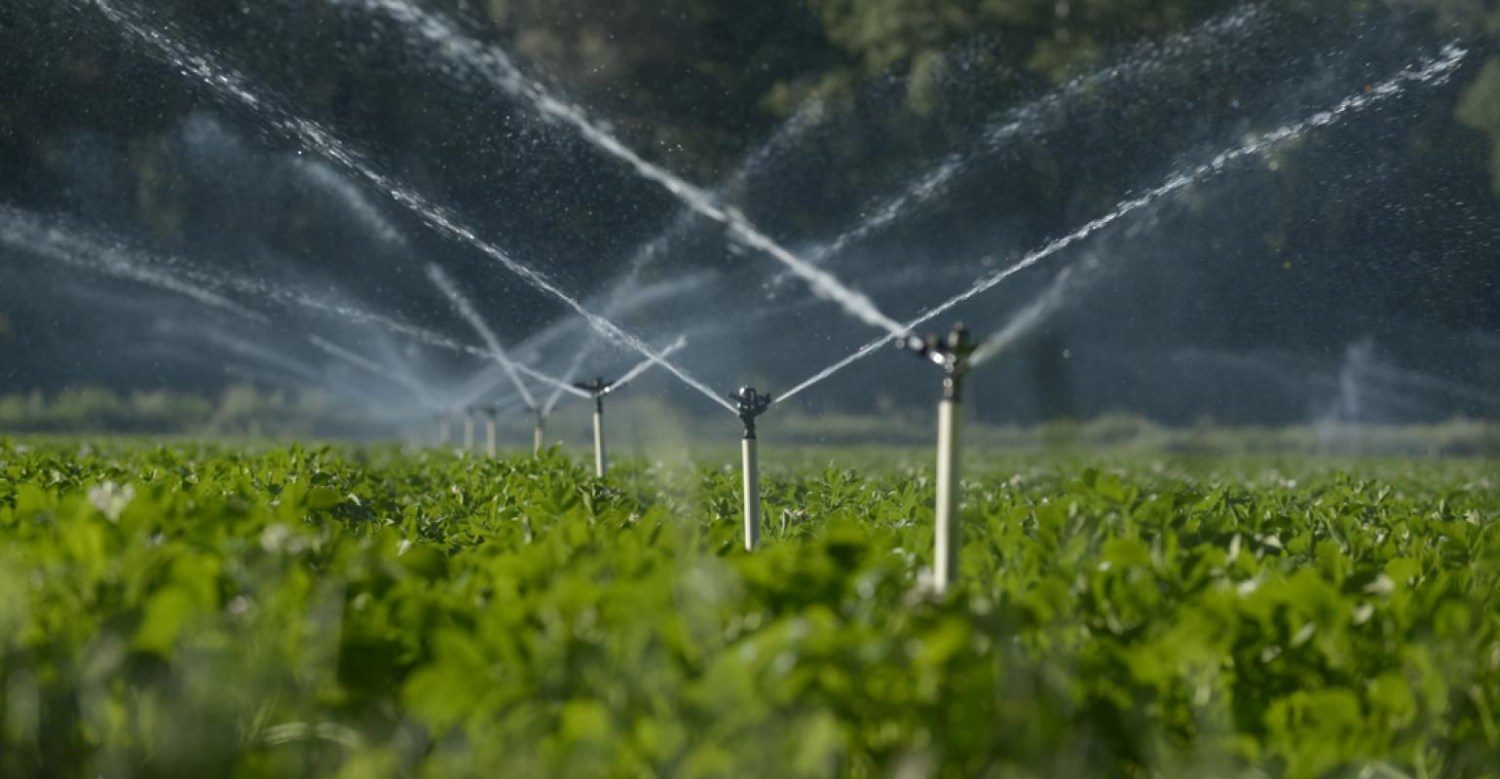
[573, 376, 615, 397]
[731, 386, 773, 438]
[898, 323, 974, 373]
[898, 323, 976, 400]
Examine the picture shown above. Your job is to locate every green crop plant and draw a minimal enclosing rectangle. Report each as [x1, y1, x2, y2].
[0, 440, 1494, 777]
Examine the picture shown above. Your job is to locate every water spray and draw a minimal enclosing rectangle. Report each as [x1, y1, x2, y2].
[84, 0, 732, 415]
[779, 43, 1469, 405]
[346, 0, 905, 337]
[732, 387, 773, 551]
[573, 377, 615, 477]
[899, 324, 975, 595]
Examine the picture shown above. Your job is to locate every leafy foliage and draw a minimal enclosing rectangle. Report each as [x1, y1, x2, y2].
[0, 440, 1496, 776]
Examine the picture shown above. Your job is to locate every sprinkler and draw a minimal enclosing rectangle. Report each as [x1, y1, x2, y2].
[532, 407, 546, 456]
[572, 377, 615, 478]
[898, 323, 975, 594]
[732, 386, 773, 551]
[484, 406, 498, 458]
[462, 407, 477, 453]
[437, 411, 452, 448]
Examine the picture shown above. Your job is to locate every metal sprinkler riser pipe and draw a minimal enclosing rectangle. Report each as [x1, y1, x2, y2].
[732, 387, 773, 551]
[573, 377, 615, 478]
[484, 408, 498, 458]
[899, 323, 974, 594]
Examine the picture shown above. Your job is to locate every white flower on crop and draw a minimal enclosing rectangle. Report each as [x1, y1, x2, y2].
[87, 482, 135, 523]
[260, 523, 307, 554]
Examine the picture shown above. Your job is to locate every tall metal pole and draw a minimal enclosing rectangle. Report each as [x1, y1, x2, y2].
[733, 387, 772, 552]
[484, 408, 498, 458]
[533, 408, 545, 456]
[462, 409, 476, 453]
[901, 324, 974, 595]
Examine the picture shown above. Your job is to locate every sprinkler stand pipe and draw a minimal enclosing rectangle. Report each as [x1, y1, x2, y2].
[533, 408, 545, 456]
[593, 397, 607, 477]
[900, 324, 975, 594]
[573, 377, 615, 478]
[484, 408, 498, 458]
[437, 412, 452, 448]
[733, 387, 773, 551]
[463, 409, 476, 453]
[934, 390, 961, 589]
[742, 436, 759, 550]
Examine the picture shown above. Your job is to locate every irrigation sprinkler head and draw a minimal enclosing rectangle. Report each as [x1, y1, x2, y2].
[573, 376, 616, 411]
[732, 386, 774, 439]
[899, 323, 976, 401]
[573, 376, 615, 396]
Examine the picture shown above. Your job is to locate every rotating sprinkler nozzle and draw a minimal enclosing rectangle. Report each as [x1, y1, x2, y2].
[898, 323, 975, 595]
[731, 387, 774, 551]
[573, 376, 617, 477]
[898, 323, 976, 401]
[733, 386, 774, 439]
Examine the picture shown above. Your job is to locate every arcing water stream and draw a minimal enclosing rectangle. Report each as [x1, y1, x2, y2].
[426, 263, 540, 410]
[528, 98, 830, 415]
[0, 204, 265, 324]
[805, 5, 1271, 271]
[309, 334, 439, 409]
[968, 261, 1096, 368]
[611, 337, 689, 392]
[778, 43, 1470, 403]
[0, 201, 598, 408]
[330, 0, 905, 336]
[81, 0, 737, 413]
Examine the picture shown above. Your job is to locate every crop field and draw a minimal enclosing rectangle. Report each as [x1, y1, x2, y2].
[0, 439, 1495, 777]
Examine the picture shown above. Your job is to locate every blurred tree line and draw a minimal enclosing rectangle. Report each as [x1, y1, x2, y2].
[8, 0, 1496, 203]
[0, 386, 382, 438]
[470, 0, 1500, 189]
